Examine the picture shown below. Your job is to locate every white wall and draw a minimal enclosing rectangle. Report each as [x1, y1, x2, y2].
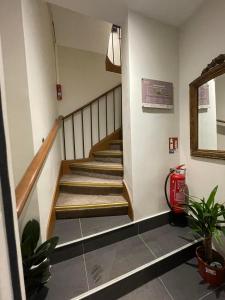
[179, 0, 225, 205]
[0, 34, 26, 298]
[0, 0, 35, 186]
[57, 46, 121, 116]
[124, 11, 179, 219]
[51, 4, 111, 55]
[21, 0, 61, 239]
[121, 17, 133, 197]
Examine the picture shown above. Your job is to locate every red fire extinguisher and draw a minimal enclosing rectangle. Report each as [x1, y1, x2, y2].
[165, 165, 187, 214]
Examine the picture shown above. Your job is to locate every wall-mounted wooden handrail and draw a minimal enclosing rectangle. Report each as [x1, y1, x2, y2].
[16, 117, 62, 216]
[63, 84, 121, 120]
[217, 119, 225, 124]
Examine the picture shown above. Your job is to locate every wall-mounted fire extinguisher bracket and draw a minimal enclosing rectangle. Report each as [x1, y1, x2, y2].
[165, 164, 188, 227]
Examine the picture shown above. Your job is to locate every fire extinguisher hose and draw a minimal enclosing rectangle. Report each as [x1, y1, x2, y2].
[164, 170, 174, 211]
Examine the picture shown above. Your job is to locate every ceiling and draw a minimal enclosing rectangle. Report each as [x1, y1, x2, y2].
[50, 4, 111, 54]
[46, 0, 205, 27]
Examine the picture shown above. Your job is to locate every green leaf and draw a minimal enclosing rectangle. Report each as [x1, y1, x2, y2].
[207, 185, 218, 208]
[21, 220, 40, 257]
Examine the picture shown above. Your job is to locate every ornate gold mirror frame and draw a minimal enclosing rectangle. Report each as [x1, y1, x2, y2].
[190, 54, 225, 159]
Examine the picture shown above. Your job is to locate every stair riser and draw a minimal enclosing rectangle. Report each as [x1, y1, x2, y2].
[70, 168, 123, 179]
[94, 156, 123, 163]
[60, 185, 123, 195]
[56, 206, 128, 219]
[109, 144, 123, 150]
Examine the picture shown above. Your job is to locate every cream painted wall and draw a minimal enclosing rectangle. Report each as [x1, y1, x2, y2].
[121, 18, 133, 197]
[21, 0, 61, 239]
[51, 4, 111, 55]
[0, 0, 41, 240]
[0, 35, 26, 298]
[57, 46, 121, 116]
[179, 0, 225, 256]
[179, 0, 225, 204]
[124, 11, 179, 219]
[0, 0, 35, 186]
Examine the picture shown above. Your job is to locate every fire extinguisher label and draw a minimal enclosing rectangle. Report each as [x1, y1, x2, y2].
[205, 268, 216, 276]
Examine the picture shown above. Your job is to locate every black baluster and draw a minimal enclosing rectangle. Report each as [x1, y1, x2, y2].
[105, 94, 108, 136]
[90, 104, 93, 147]
[120, 86, 122, 127]
[62, 119, 66, 160]
[98, 99, 100, 141]
[72, 114, 76, 159]
[81, 109, 85, 158]
[119, 27, 122, 66]
[112, 29, 114, 64]
[113, 89, 116, 131]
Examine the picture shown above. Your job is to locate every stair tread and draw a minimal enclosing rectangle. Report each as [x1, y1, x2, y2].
[56, 193, 128, 208]
[94, 150, 123, 155]
[109, 140, 123, 144]
[70, 161, 123, 170]
[60, 174, 123, 186]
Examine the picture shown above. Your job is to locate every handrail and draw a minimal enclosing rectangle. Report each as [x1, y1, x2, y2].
[16, 117, 62, 216]
[62, 84, 122, 160]
[63, 84, 121, 120]
[217, 119, 225, 124]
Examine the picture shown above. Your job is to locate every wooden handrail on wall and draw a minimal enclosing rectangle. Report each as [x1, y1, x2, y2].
[16, 117, 62, 216]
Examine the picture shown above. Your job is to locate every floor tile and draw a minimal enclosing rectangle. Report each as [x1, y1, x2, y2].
[81, 215, 131, 237]
[53, 219, 81, 244]
[140, 224, 194, 257]
[161, 258, 215, 300]
[46, 256, 88, 299]
[201, 284, 225, 299]
[85, 235, 154, 289]
[118, 278, 171, 300]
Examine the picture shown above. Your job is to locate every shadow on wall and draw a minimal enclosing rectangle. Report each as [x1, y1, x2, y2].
[142, 107, 175, 114]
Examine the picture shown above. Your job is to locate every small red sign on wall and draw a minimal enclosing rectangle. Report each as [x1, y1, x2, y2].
[169, 137, 178, 154]
[56, 84, 62, 100]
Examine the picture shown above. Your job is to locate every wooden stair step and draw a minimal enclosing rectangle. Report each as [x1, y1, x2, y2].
[93, 150, 123, 157]
[109, 140, 123, 145]
[69, 161, 123, 178]
[55, 193, 128, 218]
[59, 174, 123, 195]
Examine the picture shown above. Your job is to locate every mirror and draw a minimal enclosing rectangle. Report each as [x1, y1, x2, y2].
[190, 54, 225, 159]
[198, 73, 225, 150]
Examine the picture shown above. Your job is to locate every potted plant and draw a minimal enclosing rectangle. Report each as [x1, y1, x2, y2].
[21, 219, 59, 299]
[187, 186, 225, 286]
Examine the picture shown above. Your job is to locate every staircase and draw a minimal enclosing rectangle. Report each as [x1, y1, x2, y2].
[55, 130, 130, 219]
[52, 84, 131, 220]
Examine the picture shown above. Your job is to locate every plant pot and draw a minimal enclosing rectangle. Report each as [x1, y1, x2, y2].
[196, 246, 225, 286]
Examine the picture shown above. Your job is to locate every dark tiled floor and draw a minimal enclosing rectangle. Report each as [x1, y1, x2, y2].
[85, 235, 155, 289]
[119, 278, 172, 299]
[80, 215, 131, 236]
[119, 258, 225, 300]
[47, 224, 198, 299]
[140, 224, 194, 257]
[53, 215, 131, 244]
[46, 256, 88, 299]
[53, 219, 81, 244]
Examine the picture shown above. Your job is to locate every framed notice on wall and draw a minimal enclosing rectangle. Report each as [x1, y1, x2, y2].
[198, 83, 210, 109]
[142, 78, 173, 109]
